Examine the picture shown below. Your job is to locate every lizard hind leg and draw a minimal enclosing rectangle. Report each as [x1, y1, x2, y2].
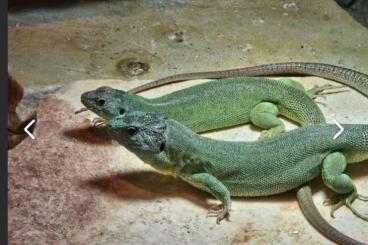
[250, 102, 285, 139]
[307, 84, 348, 99]
[277, 78, 347, 98]
[322, 152, 368, 221]
[278, 78, 306, 92]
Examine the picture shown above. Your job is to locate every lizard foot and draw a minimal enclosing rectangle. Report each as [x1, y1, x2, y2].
[310, 84, 348, 99]
[92, 117, 106, 127]
[329, 191, 368, 222]
[357, 194, 368, 201]
[207, 204, 223, 213]
[206, 204, 230, 224]
[259, 129, 285, 140]
[323, 195, 341, 206]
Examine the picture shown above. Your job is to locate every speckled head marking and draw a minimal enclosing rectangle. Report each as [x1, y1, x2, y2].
[81, 86, 128, 120]
[107, 111, 167, 153]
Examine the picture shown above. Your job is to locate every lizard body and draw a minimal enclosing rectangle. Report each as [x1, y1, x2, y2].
[107, 112, 368, 245]
[82, 77, 326, 137]
[129, 62, 368, 96]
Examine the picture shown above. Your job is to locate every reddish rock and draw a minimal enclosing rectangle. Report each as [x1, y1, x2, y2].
[8, 95, 115, 244]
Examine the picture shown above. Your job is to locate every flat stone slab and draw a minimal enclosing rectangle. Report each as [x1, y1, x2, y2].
[8, 0, 368, 87]
[8, 77, 368, 244]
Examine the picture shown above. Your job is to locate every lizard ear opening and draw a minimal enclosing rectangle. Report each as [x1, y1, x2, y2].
[128, 126, 138, 136]
[159, 142, 165, 152]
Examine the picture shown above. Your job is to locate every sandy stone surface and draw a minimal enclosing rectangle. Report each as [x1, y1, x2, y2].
[8, 0, 368, 88]
[8, 0, 368, 244]
[8, 77, 368, 245]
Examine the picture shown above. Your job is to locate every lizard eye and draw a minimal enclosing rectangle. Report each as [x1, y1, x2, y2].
[128, 127, 138, 136]
[97, 99, 105, 106]
[119, 108, 125, 115]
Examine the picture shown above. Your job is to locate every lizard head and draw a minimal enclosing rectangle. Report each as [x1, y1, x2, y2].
[107, 111, 167, 154]
[81, 86, 145, 120]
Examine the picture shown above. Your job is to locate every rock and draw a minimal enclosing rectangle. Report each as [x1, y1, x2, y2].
[8, 78, 368, 244]
[8, 75, 61, 149]
[8, 0, 368, 87]
[8, 75, 27, 149]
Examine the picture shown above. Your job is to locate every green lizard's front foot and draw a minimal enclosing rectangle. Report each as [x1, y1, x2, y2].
[92, 117, 106, 127]
[259, 126, 285, 139]
[328, 191, 368, 222]
[206, 203, 230, 224]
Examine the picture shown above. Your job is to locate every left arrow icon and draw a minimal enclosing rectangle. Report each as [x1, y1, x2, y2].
[24, 119, 36, 139]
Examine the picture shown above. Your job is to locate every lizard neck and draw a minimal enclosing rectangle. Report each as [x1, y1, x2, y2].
[124, 92, 156, 111]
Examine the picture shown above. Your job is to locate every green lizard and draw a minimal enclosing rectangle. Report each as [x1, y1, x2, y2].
[81, 77, 332, 138]
[106, 112, 368, 245]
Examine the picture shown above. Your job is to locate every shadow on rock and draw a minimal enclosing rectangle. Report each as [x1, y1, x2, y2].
[347, 160, 368, 180]
[63, 126, 111, 145]
[83, 169, 329, 209]
[83, 171, 211, 209]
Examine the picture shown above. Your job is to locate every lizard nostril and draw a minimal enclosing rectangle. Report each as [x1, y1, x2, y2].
[119, 108, 125, 115]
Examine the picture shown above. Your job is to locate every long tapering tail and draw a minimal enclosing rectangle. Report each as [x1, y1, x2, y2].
[130, 62, 368, 96]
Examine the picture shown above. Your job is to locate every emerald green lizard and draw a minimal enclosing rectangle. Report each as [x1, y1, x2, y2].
[106, 112, 368, 245]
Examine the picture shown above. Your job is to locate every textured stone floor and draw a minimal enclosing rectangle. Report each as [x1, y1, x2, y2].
[8, 77, 368, 245]
[8, 0, 368, 244]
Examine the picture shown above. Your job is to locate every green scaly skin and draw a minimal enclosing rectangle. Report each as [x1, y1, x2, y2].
[81, 76, 366, 244]
[107, 112, 368, 245]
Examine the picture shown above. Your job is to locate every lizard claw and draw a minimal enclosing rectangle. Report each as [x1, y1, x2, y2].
[206, 204, 230, 224]
[92, 117, 106, 127]
[259, 128, 285, 140]
[323, 195, 340, 206]
[310, 84, 348, 99]
[328, 191, 368, 221]
[312, 85, 349, 99]
[358, 194, 368, 201]
[329, 200, 345, 218]
[207, 204, 223, 213]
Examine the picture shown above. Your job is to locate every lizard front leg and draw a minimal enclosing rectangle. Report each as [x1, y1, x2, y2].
[187, 173, 231, 224]
[322, 152, 368, 221]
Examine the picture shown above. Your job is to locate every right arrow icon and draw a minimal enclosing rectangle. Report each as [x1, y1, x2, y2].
[333, 119, 344, 140]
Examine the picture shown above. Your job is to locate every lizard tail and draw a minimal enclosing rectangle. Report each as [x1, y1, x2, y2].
[129, 62, 368, 96]
[296, 186, 366, 245]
